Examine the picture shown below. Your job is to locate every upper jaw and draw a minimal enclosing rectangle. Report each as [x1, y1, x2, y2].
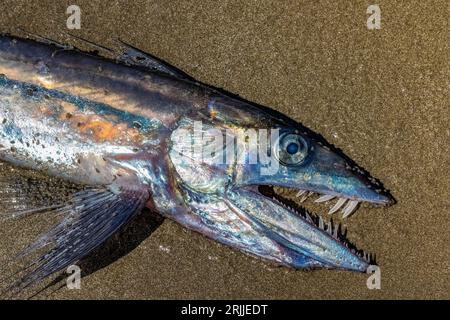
[235, 137, 394, 218]
[292, 181, 394, 218]
[302, 142, 395, 209]
[240, 140, 395, 218]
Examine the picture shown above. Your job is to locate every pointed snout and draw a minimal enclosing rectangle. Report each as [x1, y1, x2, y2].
[301, 143, 394, 205]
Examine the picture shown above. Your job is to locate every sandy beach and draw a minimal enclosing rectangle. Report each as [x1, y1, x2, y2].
[0, 0, 448, 299]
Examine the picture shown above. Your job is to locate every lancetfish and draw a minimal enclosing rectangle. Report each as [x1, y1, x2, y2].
[0, 34, 394, 288]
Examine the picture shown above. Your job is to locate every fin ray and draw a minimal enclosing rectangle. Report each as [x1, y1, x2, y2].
[116, 39, 195, 81]
[0, 161, 81, 221]
[10, 183, 149, 291]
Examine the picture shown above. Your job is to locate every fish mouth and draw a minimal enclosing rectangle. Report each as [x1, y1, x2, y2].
[219, 141, 392, 271]
[227, 186, 372, 272]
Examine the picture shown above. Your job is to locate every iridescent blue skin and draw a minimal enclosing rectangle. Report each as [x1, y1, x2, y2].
[0, 35, 394, 273]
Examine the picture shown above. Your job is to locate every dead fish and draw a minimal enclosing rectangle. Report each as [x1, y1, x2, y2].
[0, 34, 394, 289]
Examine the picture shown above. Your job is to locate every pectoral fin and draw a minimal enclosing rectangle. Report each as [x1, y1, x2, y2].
[7, 181, 149, 292]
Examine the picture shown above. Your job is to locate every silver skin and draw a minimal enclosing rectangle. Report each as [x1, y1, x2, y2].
[0, 35, 393, 276]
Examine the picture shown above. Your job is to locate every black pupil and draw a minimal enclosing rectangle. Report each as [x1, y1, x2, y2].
[286, 142, 299, 155]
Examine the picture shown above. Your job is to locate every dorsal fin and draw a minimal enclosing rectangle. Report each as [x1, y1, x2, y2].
[4, 31, 196, 82]
[64, 32, 195, 81]
[115, 39, 195, 81]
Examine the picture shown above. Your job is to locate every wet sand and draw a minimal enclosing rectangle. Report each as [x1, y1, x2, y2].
[0, 0, 448, 299]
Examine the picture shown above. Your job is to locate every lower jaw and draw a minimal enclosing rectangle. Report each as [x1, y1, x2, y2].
[256, 185, 375, 266]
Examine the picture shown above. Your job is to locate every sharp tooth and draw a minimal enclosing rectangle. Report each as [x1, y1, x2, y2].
[333, 224, 338, 238]
[342, 200, 359, 218]
[300, 191, 314, 203]
[319, 216, 324, 229]
[328, 198, 347, 214]
[296, 189, 307, 197]
[327, 221, 332, 234]
[315, 194, 335, 203]
[305, 212, 313, 223]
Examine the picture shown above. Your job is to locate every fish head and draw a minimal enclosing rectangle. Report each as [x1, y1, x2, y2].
[165, 95, 393, 272]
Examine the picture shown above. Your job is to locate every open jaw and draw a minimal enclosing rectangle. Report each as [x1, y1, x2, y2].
[237, 145, 396, 271]
[189, 147, 393, 272]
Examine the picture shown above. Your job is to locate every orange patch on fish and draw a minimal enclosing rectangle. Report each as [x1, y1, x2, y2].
[65, 114, 141, 143]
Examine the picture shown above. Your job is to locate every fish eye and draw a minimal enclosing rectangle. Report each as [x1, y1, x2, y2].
[277, 133, 308, 165]
[286, 142, 299, 155]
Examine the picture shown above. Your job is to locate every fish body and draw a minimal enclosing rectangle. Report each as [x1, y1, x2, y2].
[0, 35, 393, 287]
